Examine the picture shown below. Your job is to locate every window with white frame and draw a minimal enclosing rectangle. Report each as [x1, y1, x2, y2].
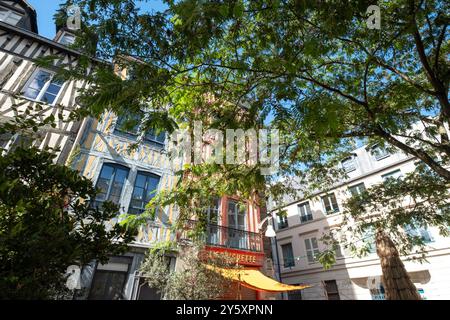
[0, 6, 22, 26]
[382, 169, 403, 182]
[203, 197, 221, 224]
[348, 182, 366, 197]
[304, 237, 320, 263]
[341, 156, 356, 173]
[22, 69, 64, 104]
[128, 171, 160, 215]
[321, 193, 339, 214]
[298, 202, 313, 223]
[204, 197, 221, 245]
[370, 144, 390, 160]
[58, 32, 76, 46]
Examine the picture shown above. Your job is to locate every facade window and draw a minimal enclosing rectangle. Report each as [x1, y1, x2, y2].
[281, 243, 295, 268]
[0, 133, 12, 150]
[382, 169, 402, 182]
[136, 278, 162, 300]
[227, 200, 246, 230]
[332, 239, 344, 258]
[370, 285, 386, 300]
[227, 200, 247, 249]
[370, 144, 390, 160]
[363, 227, 377, 253]
[128, 171, 160, 215]
[405, 225, 434, 243]
[204, 197, 221, 225]
[341, 156, 356, 173]
[321, 193, 339, 214]
[114, 113, 166, 146]
[22, 69, 64, 104]
[305, 237, 320, 263]
[93, 163, 129, 207]
[88, 257, 132, 300]
[324, 280, 340, 300]
[0, 133, 32, 154]
[59, 32, 76, 45]
[334, 243, 343, 258]
[0, 6, 22, 26]
[298, 202, 313, 223]
[278, 214, 288, 229]
[287, 287, 303, 300]
[204, 198, 221, 246]
[348, 182, 366, 196]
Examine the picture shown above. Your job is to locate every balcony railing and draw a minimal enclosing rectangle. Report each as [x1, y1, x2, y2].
[179, 220, 263, 253]
[300, 214, 313, 223]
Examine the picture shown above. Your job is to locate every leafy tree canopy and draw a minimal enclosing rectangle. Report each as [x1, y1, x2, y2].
[0, 107, 137, 299]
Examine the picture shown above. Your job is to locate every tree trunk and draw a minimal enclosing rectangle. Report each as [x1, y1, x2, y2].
[375, 230, 421, 300]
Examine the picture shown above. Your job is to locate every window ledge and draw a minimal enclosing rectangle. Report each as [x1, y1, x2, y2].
[19, 95, 56, 106]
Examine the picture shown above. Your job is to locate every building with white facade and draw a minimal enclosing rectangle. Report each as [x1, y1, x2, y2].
[270, 144, 450, 300]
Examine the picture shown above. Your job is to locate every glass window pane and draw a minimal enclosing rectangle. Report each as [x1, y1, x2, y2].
[281, 243, 294, 267]
[129, 172, 160, 215]
[131, 187, 144, 201]
[330, 194, 339, 211]
[96, 177, 111, 195]
[46, 82, 63, 95]
[30, 70, 51, 90]
[23, 87, 40, 100]
[115, 114, 140, 135]
[305, 239, 311, 250]
[23, 70, 51, 99]
[237, 214, 245, 228]
[99, 165, 114, 179]
[298, 204, 304, 216]
[130, 199, 144, 210]
[342, 157, 356, 172]
[135, 174, 146, 188]
[311, 237, 319, 249]
[114, 168, 128, 184]
[145, 176, 160, 198]
[306, 251, 314, 263]
[41, 92, 57, 104]
[95, 164, 128, 205]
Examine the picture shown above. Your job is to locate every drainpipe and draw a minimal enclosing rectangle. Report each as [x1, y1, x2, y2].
[271, 215, 284, 300]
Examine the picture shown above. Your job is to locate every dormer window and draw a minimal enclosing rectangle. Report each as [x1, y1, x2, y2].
[58, 32, 76, 46]
[370, 144, 390, 160]
[0, 6, 23, 26]
[341, 156, 356, 173]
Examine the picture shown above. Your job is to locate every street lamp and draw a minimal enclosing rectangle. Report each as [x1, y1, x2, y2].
[258, 216, 276, 238]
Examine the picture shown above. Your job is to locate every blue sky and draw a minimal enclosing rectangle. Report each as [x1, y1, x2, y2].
[27, 0, 65, 39]
[27, 0, 168, 40]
